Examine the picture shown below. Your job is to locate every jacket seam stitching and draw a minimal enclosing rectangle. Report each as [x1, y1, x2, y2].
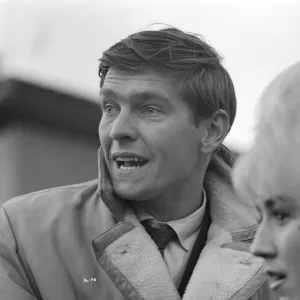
[239, 237, 254, 242]
[246, 276, 268, 299]
[229, 264, 267, 300]
[101, 255, 145, 300]
[230, 224, 259, 234]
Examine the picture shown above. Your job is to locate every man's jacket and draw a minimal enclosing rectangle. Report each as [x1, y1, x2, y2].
[0, 145, 277, 300]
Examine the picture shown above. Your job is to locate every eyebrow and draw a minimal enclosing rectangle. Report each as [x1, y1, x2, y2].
[258, 196, 289, 211]
[100, 89, 170, 103]
[99, 89, 119, 99]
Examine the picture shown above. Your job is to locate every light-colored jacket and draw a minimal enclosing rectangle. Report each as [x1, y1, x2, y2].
[0, 146, 277, 300]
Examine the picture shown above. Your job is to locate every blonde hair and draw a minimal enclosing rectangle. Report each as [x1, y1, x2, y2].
[232, 61, 300, 202]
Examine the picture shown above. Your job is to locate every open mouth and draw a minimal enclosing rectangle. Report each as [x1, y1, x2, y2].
[267, 271, 286, 291]
[112, 154, 149, 171]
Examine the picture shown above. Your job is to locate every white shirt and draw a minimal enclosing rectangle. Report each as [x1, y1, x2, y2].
[135, 189, 207, 286]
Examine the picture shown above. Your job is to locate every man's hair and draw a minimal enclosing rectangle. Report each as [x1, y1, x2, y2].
[232, 61, 300, 202]
[99, 27, 236, 129]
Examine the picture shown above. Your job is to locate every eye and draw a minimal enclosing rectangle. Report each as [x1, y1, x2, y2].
[103, 104, 117, 115]
[273, 210, 289, 225]
[141, 106, 161, 117]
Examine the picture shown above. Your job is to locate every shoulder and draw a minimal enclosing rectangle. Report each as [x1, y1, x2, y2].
[2, 179, 99, 209]
[1, 180, 99, 230]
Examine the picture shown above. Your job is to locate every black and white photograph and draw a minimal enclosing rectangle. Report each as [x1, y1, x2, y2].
[0, 1, 299, 299]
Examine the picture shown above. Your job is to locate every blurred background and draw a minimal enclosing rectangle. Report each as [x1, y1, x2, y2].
[0, 0, 299, 202]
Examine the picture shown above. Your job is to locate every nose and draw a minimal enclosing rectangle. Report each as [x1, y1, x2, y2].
[109, 110, 138, 141]
[250, 221, 277, 259]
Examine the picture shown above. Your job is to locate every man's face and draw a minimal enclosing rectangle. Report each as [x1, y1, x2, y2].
[99, 68, 206, 201]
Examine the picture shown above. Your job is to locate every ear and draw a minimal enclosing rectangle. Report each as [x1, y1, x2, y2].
[199, 110, 230, 154]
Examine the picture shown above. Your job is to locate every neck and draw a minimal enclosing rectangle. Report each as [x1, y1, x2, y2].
[133, 172, 205, 222]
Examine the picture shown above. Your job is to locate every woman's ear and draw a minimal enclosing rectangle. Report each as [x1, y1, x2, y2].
[199, 110, 230, 154]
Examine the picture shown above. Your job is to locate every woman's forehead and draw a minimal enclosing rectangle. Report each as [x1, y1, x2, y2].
[235, 139, 299, 201]
[253, 144, 300, 200]
[256, 194, 300, 212]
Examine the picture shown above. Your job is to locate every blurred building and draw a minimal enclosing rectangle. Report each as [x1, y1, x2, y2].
[0, 1, 104, 202]
[0, 78, 100, 203]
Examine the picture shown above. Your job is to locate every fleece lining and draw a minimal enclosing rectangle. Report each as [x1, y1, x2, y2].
[105, 213, 264, 300]
[99, 145, 265, 300]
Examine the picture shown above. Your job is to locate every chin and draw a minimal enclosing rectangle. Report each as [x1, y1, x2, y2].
[114, 184, 150, 201]
[277, 283, 299, 300]
[288, 289, 300, 300]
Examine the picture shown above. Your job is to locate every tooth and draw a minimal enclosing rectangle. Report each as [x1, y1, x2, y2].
[119, 165, 141, 171]
[115, 156, 147, 162]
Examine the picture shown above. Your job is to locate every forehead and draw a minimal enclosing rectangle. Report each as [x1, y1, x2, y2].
[256, 195, 300, 213]
[244, 141, 300, 203]
[100, 68, 181, 99]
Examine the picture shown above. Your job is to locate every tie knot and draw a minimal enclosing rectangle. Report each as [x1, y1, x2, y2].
[142, 219, 177, 254]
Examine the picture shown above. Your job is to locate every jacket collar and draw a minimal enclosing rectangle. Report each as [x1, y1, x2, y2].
[93, 206, 266, 300]
[94, 145, 266, 300]
[97, 147, 125, 221]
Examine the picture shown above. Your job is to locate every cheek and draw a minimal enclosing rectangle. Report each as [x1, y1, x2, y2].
[279, 223, 300, 270]
[99, 122, 110, 145]
[152, 126, 200, 168]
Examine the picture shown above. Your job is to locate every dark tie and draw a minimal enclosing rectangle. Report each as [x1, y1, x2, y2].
[141, 219, 177, 257]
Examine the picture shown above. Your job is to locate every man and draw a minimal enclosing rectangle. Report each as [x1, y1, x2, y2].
[0, 27, 273, 299]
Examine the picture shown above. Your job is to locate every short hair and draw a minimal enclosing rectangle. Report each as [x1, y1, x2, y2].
[98, 27, 236, 129]
[232, 61, 300, 202]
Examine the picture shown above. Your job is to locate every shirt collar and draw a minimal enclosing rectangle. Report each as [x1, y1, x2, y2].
[135, 189, 207, 251]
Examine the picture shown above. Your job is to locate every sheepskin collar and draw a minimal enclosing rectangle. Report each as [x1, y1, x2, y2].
[95, 145, 266, 300]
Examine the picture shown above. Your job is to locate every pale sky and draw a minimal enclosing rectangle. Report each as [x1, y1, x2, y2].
[1, 0, 300, 151]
